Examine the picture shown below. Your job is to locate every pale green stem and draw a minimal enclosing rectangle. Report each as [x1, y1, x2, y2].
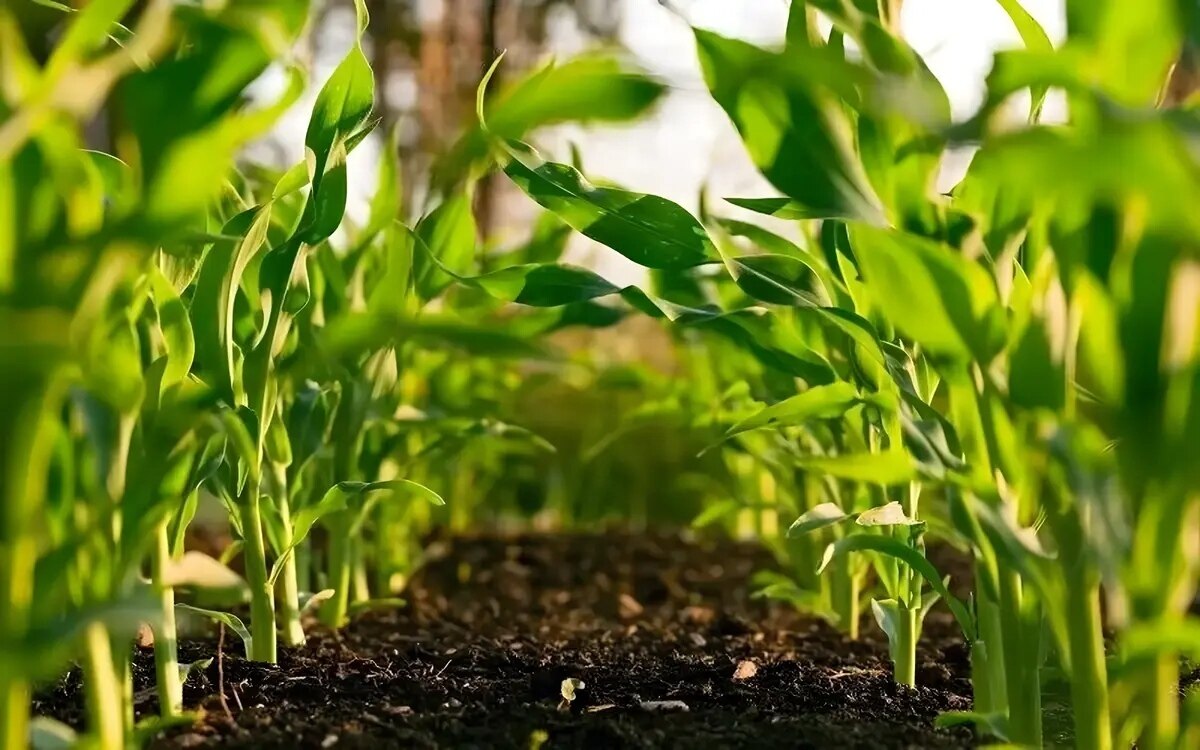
[151, 520, 182, 717]
[975, 580, 1008, 716]
[894, 604, 918, 687]
[0, 538, 34, 749]
[238, 491, 277, 662]
[999, 569, 1042, 747]
[1064, 573, 1112, 750]
[321, 511, 352, 628]
[83, 622, 124, 750]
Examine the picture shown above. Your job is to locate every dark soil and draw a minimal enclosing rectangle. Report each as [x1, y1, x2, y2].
[34, 532, 979, 749]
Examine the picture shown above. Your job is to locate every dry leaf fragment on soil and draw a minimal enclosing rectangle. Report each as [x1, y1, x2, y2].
[733, 660, 758, 680]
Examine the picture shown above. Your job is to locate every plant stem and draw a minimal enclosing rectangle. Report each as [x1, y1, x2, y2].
[321, 511, 352, 628]
[274, 487, 305, 647]
[1141, 652, 1179, 750]
[238, 491, 277, 663]
[151, 520, 182, 717]
[0, 538, 34, 750]
[894, 604, 918, 687]
[998, 568, 1042, 746]
[1063, 572, 1111, 750]
[831, 562, 860, 639]
[975, 580, 1008, 716]
[82, 621, 124, 750]
[351, 535, 371, 603]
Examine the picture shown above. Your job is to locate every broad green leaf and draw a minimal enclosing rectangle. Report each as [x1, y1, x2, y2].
[502, 141, 716, 270]
[787, 502, 851, 536]
[29, 717, 77, 750]
[366, 223, 417, 315]
[800, 449, 916, 485]
[305, 0, 374, 181]
[849, 225, 1006, 362]
[437, 53, 665, 186]
[318, 312, 545, 361]
[414, 191, 478, 301]
[1008, 313, 1066, 411]
[725, 196, 848, 220]
[856, 501, 918, 527]
[719, 218, 846, 306]
[695, 29, 884, 224]
[1065, 0, 1181, 105]
[347, 478, 445, 535]
[819, 534, 975, 640]
[724, 381, 862, 438]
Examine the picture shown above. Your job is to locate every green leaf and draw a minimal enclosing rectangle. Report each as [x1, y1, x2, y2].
[695, 29, 884, 224]
[347, 479, 445, 535]
[502, 141, 716, 270]
[191, 206, 273, 403]
[305, 0, 374, 181]
[992, 0, 1054, 118]
[935, 710, 1011, 740]
[1064, 0, 1181, 105]
[856, 501, 918, 527]
[725, 197, 847, 220]
[724, 381, 862, 439]
[800, 449, 916, 485]
[29, 717, 77, 750]
[848, 225, 1005, 363]
[318, 312, 545, 361]
[414, 191, 478, 300]
[819, 534, 975, 640]
[1008, 313, 1066, 411]
[175, 604, 253, 658]
[787, 502, 851, 536]
[149, 264, 195, 388]
[438, 53, 665, 186]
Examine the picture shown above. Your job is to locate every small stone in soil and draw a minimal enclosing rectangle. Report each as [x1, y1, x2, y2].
[640, 700, 690, 712]
[619, 592, 644, 618]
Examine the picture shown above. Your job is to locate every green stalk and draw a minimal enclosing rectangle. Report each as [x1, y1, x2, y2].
[82, 621, 124, 750]
[974, 580, 1008, 716]
[0, 373, 67, 748]
[998, 568, 1042, 746]
[1141, 652, 1179, 750]
[151, 520, 182, 716]
[320, 511, 352, 628]
[831, 560, 860, 639]
[1063, 571, 1111, 750]
[351, 536, 370, 603]
[0, 538, 34, 750]
[894, 604, 918, 687]
[238, 490, 277, 662]
[970, 638, 996, 715]
[272, 468, 305, 648]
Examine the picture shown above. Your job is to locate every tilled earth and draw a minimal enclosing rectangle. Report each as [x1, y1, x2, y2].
[34, 532, 980, 749]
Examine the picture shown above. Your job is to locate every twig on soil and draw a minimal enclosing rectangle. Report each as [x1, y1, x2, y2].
[217, 623, 233, 721]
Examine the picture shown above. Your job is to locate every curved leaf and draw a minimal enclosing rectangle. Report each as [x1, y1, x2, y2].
[819, 534, 975, 640]
[502, 141, 716, 270]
